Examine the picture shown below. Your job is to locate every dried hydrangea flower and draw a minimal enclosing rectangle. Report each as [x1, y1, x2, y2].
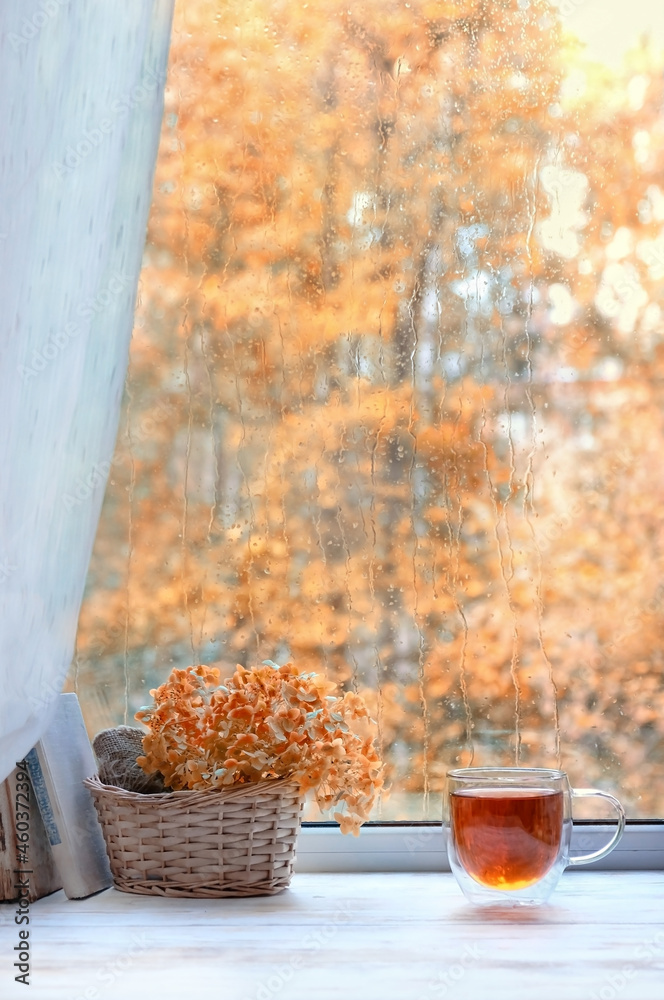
[135, 660, 384, 834]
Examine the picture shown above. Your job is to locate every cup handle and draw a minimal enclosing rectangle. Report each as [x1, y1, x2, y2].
[568, 788, 626, 866]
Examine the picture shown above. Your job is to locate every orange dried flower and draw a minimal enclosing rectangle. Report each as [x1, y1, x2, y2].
[135, 660, 384, 834]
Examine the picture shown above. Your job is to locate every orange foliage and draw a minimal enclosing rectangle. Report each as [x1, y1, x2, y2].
[71, 0, 664, 818]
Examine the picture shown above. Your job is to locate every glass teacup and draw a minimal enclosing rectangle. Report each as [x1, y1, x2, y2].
[445, 767, 626, 906]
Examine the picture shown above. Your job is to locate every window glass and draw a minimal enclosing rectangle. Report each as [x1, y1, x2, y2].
[71, 0, 664, 819]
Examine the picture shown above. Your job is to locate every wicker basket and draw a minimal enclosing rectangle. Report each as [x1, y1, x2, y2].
[84, 774, 303, 898]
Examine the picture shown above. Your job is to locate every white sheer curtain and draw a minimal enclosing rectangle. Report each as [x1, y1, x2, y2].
[0, 0, 174, 781]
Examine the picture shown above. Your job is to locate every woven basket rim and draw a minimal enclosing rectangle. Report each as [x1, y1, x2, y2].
[83, 773, 301, 803]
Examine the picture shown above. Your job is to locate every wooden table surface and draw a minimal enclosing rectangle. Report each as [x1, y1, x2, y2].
[1, 872, 663, 1000]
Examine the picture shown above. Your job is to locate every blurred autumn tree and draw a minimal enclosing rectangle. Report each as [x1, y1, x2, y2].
[70, 0, 664, 817]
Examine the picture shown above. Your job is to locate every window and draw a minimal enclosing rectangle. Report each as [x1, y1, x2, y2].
[69, 0, 664, 826]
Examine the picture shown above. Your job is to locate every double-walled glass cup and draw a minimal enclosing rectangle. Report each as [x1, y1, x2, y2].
[445, 767, 625, 906]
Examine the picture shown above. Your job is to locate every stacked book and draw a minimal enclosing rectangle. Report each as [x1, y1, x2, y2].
[22, 693, 112, 899]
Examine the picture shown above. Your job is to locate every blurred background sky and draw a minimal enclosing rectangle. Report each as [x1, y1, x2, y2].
[560, 0, 664, 66]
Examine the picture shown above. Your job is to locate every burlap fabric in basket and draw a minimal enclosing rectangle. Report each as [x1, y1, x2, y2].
[84, 775, 303, 898]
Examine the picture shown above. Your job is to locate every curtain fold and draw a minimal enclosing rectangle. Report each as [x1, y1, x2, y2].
[0, 0, 174, 782]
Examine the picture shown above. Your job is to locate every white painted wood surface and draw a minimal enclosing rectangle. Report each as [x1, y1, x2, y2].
[1, 872, 663, 1000]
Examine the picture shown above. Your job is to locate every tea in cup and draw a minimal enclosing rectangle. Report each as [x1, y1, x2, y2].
[445, 767, 625, 905]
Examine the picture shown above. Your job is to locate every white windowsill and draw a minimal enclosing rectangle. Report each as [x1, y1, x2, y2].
[295, 822, 664, 872]
[5, 870, 664, 1000]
